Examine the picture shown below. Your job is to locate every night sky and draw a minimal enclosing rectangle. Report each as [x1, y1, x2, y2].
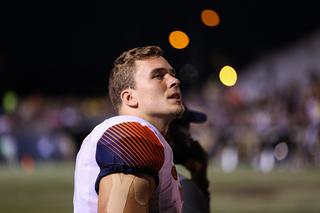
[1, 1, 320, 97]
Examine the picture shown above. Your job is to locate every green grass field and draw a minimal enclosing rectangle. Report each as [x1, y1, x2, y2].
[1, 162, 319, 213]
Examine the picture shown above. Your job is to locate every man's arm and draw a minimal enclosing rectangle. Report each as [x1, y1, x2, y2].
[98, 173, 156, 213]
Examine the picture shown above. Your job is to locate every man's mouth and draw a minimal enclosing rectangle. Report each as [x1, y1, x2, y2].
[168, 92, 181, 100]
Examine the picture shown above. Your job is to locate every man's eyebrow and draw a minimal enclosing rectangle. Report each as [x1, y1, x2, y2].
[150, 68, 176, 75]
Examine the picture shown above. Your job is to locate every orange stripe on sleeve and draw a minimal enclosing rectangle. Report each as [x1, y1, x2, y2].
[126, 122, 164, 171]
[98, 121, 165, 172]
[110, 125, 149, 168]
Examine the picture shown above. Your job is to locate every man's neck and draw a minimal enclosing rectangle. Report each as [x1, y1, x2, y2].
[144, 117, 169, 136]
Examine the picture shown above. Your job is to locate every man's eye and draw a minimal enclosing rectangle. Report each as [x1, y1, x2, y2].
[155, 74, 163, 79]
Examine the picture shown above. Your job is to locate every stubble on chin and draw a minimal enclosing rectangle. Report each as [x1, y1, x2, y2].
[171, 104, 185, 117]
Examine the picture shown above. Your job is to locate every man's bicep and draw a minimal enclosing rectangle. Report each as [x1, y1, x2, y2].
[98, 173, 156, 213]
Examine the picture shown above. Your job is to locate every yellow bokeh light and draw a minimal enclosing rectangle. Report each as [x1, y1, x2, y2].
[169, 31, 189, 49]
[219, 65, 237, 86]
[201, 9, 220, 27]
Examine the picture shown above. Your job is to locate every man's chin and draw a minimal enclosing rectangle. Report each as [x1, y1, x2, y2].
[171, 104, 185, 117]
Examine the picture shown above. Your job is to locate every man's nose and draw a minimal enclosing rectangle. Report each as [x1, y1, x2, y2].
[168, 75, 180, 88]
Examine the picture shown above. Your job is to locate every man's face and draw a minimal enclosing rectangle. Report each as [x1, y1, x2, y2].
[133, 56, 185, 120]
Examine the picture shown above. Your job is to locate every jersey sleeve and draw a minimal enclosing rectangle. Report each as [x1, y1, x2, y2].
[95, 121, 164, 193]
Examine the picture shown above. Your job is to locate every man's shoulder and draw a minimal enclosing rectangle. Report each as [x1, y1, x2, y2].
[92, 115, 151, 138]
[103, 116, 162, 142]
[99, 119, 164, 152]
[96, 116, 165, 172]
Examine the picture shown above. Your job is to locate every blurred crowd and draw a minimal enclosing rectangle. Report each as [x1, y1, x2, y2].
[184, 71, 320, 172]
[0, 71, 320, 172]
[0, 94, 116, 165]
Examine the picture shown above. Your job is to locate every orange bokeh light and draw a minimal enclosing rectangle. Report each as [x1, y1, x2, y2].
[169, 31, 189, 49]
[21, 154, 35, 174]
[201, 9, 220, 27]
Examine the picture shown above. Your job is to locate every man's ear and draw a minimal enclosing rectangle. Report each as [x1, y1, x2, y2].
[121, 89, 138, 108]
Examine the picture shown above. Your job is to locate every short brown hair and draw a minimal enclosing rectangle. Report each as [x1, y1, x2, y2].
[108, 46, 163, 114]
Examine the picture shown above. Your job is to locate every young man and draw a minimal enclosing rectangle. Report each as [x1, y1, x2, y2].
[73, 46, 185, 213]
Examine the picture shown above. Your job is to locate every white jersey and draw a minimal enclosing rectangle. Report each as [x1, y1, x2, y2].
[73, 115, 183, 213]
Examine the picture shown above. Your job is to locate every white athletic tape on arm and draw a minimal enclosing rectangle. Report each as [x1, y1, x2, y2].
[106, 174, 135, 213]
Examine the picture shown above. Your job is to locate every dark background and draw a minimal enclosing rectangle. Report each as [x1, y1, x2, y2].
[1, 1, 320, 97]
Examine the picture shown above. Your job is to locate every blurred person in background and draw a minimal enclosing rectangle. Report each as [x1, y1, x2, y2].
[304, 72, 320, 166]
[73, 46, 185, 213]
[165, 104, 210, 213]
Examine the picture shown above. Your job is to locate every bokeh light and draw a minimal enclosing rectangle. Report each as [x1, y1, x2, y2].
[201, 9, 220, 27]
[2, 91, 18, 113]
[180, 63, 199, 84]
[219, 65, 237, 86]
[169, 31, 189, 49]
[274, 142, 289, 160]
[21, 154, 35, 174]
